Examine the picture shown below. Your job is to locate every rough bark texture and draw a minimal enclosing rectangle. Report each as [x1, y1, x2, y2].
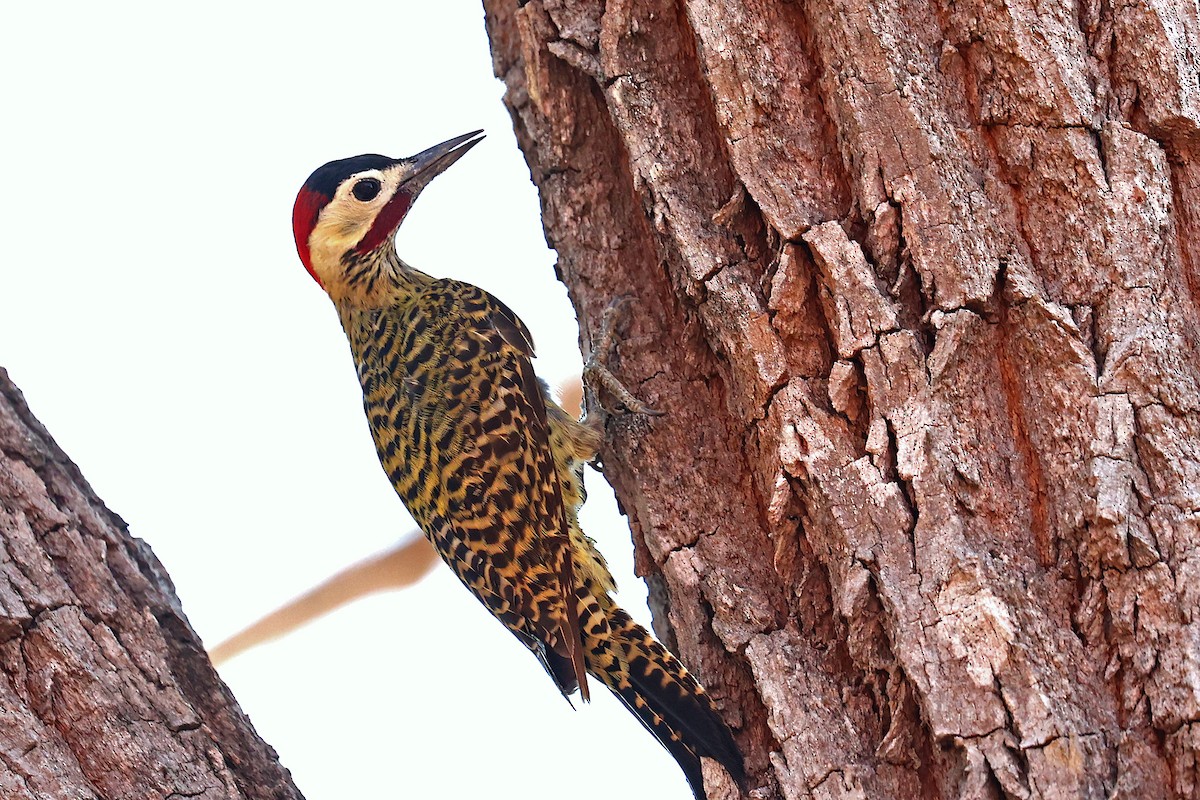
[0, 370, 303, 800]
[482, 1, 1200, 797]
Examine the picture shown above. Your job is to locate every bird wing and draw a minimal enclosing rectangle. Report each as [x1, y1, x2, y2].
[412, 281, 589, 699]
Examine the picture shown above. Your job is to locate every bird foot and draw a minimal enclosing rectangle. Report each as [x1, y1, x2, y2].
[582, 297, 665, 418]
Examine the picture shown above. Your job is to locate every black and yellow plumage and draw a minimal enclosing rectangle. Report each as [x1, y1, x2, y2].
[291, 132, 743, 799]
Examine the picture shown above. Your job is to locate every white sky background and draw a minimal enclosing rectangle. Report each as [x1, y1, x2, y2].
[1, 4, 695, 798]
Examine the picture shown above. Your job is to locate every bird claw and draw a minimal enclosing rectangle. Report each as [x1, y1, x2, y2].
[582, 297, 665, 418]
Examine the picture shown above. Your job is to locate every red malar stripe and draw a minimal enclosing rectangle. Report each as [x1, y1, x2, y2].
[353, 189, 413, 257]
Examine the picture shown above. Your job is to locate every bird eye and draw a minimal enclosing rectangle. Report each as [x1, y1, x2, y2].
[352, 178, 382, 202]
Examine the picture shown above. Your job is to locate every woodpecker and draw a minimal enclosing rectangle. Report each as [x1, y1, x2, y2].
[291, 131, 744, 799]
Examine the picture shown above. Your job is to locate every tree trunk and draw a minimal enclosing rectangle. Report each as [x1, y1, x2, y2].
[0, 370, 302, 800]
[481, 1, 1200, 797]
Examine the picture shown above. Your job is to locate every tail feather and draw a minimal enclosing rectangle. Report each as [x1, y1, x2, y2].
[607, 676, 709, 799]
[583, 599, 744, 799]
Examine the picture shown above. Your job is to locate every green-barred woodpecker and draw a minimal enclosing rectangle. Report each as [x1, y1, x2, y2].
[290, 131, 744, 799]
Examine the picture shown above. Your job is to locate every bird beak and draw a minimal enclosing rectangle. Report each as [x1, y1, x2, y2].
[397, 130, 485, 196]
[348, 131, 486, 261]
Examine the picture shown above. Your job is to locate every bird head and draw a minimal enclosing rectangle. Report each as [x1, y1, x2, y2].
[292, 130, 484, 303]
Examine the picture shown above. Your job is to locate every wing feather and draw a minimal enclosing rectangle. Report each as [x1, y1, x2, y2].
[411, 282, 588, 699]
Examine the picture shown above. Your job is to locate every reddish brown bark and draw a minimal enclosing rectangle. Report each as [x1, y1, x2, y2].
[483, 1, 1200, 797]
[0, 369, 302, 800]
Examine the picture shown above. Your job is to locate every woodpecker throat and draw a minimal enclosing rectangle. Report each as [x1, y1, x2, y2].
[290, 132, 744, 799]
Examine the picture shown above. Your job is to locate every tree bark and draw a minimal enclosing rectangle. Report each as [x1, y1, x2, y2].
[0, 370, 302, 800]
[482, 1, 1200, 797]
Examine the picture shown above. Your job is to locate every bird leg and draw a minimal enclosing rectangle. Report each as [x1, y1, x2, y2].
[582, 297, 665, 419]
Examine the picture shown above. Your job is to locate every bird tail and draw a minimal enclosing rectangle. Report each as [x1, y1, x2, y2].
[580, 597, 744, 799]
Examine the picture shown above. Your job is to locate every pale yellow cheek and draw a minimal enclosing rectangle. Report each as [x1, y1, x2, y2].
[308, 228, 358, 288]
[322, 205, 371, 241]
